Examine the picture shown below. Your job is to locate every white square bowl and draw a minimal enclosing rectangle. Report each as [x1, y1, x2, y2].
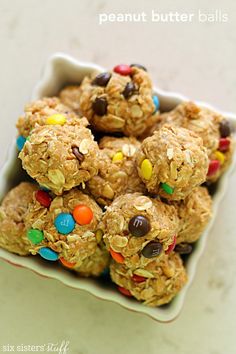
[0, 53, 235, 322]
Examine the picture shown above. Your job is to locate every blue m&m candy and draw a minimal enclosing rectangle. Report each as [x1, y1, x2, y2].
[54, 213, 75, 234]
[16, 135, 26, 151]
[38, 247, 58, 261]
[152, 95, 160, 112]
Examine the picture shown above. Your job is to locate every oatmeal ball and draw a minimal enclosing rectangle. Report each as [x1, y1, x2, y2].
[79, 64, 159, 136]
[74, 242, 110, 277]
[86, 136, 146, 206]
[110, 252, 187, 307]
[19, 119, 100, 195]
[0, 182, 37, 255]
[102, 193, 179, 269]
[136, 125, 209, 200]
[24, 188, 103, 265]
[175, 186, 212, 244]
[59, 85, 82, 115]
[16, 97, 79, 139]
[158, 102, 234, 182]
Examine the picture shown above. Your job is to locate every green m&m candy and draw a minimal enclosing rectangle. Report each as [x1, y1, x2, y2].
[27, 229, 44, 245]
[161, 183, 174, 195]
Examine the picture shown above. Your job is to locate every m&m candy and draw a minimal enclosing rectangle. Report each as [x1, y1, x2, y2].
[27, 229, 44, 245]
[113, 64, 132, 76]
[131, 274, 146, 283]
[128, 215, 150, 237]
[140, 159, 153, 180]
[152, 95, 160, 112]
[110, 249, 124, 264]
[38, 247, 58, 261]
[54, 213, 75, 234]
[141, 241, 163, 258]
[165, 235, 177, 254]
[207, 160, 220, 176]
[112, 151, 124, 162]
[161, 183, 174, 195]
[35, 190, 52, 208]
[118, 286, 132, 297]
[60, 257, 76, 269]
[219, 119, 231, 138]
[46, 114, 66, 126]
[215, 151, 225, 165]
[16, 135, 26, 151]
[219, 138, 230, 152]
[72, 205, 93, 225]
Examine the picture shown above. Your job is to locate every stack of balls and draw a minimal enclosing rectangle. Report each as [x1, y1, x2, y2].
[0, 63, 234, 307]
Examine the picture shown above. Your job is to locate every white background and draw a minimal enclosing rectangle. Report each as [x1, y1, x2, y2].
[0, 1, 236, 353]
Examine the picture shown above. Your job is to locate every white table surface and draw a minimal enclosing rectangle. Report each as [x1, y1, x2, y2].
[0, 0, 236, 353]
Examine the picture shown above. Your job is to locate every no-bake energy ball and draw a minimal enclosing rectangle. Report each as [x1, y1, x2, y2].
[59, 85, 82, 115]
[19, 119, 100, 195]
[102, 193, 179, 269]
[86, 136, 146, 206]
[79, 64, 159, 136]
[0, 182, 37, 255]
[158, 102, 234, 183]
[136, 125, 209, 200]
[25, 189, 103, 266]
[74, 241, 110, 277]
[110, 252, 187, 306]
[175, 186, 212, 244]
[16, 97, 79, 147]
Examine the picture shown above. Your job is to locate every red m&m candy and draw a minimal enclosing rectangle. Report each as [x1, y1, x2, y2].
[118, 286, 132, 297]
[132, 274, 146, 283]
[207, 160, 220, 176]
[219, 138, 230, 152]
[165, 235, 176, 254]
[113, 64, 132, 76]
[35, 190, 52, 208]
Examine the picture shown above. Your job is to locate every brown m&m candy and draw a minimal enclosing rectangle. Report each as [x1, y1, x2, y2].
[175, 243, 193, 254]
[130, 63, 147, 71]
[128, 215, 150, 237]
[123, 82, 135, 99]
[92, 72, 111, 87]
[141, 241, 163, 258]
[219, 119, 231, 138]
[92, 97, 108, 116]
[72, 146, 84, 162]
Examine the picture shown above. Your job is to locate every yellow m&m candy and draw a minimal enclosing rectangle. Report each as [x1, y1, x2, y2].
[215, 150, 225, 165]
[112, 151, 124, 162]
[46, 114, 67, 126]
[140, 159, 153, 180]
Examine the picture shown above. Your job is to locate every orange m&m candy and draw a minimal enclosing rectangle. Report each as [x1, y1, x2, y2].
[60, 257, 76, 269]
[110, 248, 124, 264]
[73, 205, 93, 225]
